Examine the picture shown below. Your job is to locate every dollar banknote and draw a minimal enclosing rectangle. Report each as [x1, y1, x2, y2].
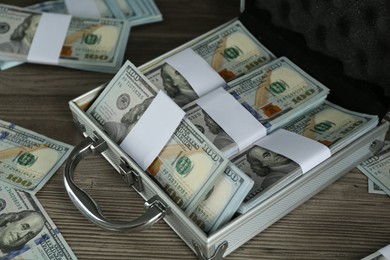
[27, 0, 68, 14]
[183, 57, 330, 158]
[234, 142, 301, 213]
[282, 100, 379, 154]
[87, 60, 228, 209]
[358, 141, 390, 196]
[184, 101, 237, 158]
[0, 183, 76, 259]
[114, 0, 162, 26]
[28, 0, 162, 25]
[87, 60, 159, 143]
[185, 163, 253, 233]
[0, 119, 73, 194]
[147, 118, 228, 210]
[227, 57, 330, 130]
[28, 0, 120, 18]
[0, 0, 163, 71]
[237, 100, 379, 213]
[0, 4, 131, 73]
[142, 20, 275, 107]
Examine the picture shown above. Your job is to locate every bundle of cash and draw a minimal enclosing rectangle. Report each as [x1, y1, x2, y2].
[115, 0, 163, 26]
[142, 20, 275, 107]
[283, 101, 378, 154]
[28, 0, 119, 18]
[27, 0, 163, 26]
[0, 119, 73, 194]
[185, 163, 253, 234]
[0, 0, 162, 71]
[358, 141, 390, 196]
[0, 183, 76, 259]
[237, 101, 379, 213]
[86, 60, 228, 210]
[0, 4, 131, 73]
[183, 57, 330, 158]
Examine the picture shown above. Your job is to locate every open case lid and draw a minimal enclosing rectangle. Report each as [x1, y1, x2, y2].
[238, 0, 390, 120]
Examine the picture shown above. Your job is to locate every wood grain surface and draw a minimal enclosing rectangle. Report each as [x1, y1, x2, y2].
[1, 1, 390, 259]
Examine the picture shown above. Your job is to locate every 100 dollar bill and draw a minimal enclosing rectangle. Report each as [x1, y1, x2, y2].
[28, 0, 120, 18]
[0, 4, 131, 73]
[143, 20, 275, 107]
[183, 57, 330, 158]
[234, 142, 301, 213]
[0, 0, 163, 71]
[147, 118, 228, 209]
[227, 57, 330, 131]
[282, 100, 378, 154]
[0, 183, 76, 259]
[87, 60, 228, 209]
[115, 0, 163, 26]
[87, 60, 158, 143]
[185, 163, 253, 233]
[237, 100, 379, 213]
[0, 120, 73, 194]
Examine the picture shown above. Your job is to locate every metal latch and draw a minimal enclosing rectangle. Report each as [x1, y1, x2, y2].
[119, 158, 144, 192]
[73, 119, 87, 137]
[370, 139, 385, 155]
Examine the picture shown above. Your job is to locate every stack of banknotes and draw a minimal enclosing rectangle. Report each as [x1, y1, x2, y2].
[142, 20, 276, 87]
[184, 57, 330, 158]
[236, 100, 378, 213]
[86, 60, 254, 233]
[84, 18, 381, 233]
[0, 119, 76, 259]
[0, 1, 163, 72]
[27, 0, 163, 26]
[0, 4, 131, 73]
[85, 20, 280, 233]
[87, 60, 232, 212]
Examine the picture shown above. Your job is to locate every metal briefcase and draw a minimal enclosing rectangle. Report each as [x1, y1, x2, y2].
[63, 1, 390, 259]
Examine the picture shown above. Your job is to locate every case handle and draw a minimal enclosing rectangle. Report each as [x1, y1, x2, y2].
[64, 136, 168, 232]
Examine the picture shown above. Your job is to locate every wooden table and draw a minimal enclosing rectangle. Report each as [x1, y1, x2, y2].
[1, 1, 390, 259]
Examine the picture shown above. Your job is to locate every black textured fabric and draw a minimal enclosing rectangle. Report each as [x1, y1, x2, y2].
[239, 0, 390, 119]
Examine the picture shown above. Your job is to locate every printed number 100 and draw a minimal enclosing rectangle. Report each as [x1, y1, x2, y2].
[6, 174, 33, 187]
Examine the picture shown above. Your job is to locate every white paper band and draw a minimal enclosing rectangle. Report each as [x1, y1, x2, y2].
[196, 88, 266, 152]
[64, 0, 101, 17]
[255, 129, 331, 173]
[27, 13, 71, 65]
[120, 91, 185, 170]
[379, 244, 390, 259]
[165, 48, 226, 97]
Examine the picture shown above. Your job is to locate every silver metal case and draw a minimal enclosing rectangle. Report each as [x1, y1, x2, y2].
[64, 5, 390, 258]
[66, 83, 389, 259]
